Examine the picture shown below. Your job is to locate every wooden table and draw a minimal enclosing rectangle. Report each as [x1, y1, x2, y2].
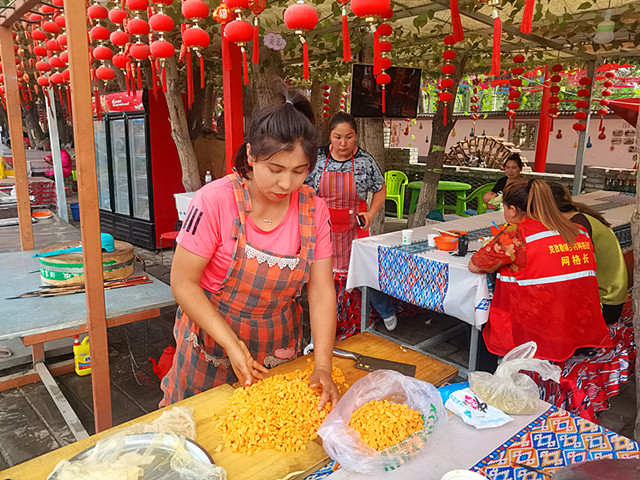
[0, 332, 457, 480]
[407, 180, 472, 215]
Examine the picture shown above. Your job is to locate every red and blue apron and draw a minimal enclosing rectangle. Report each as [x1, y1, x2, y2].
[318, 150, 368, 339]
[160, 173, 315, 405]
[318, 150, 368, 272]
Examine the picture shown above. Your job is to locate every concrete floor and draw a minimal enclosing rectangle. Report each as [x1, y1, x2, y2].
[0, 213, 636, 472]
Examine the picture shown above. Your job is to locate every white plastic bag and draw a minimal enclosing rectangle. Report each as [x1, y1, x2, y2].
[468, 341, 561, 414]
[317, 369, 445, 474]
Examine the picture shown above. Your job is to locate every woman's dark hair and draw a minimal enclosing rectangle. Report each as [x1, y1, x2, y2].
[329, 111, 358, 135]
[234, 81, 317, 178]
[503, 179, 581, 245]
[504, 153, 523, 170]
[548, 182, 611, 227]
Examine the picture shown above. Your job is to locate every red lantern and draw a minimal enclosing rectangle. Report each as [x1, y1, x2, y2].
[441, 64, 455, 75]
[113, 54, 130, 69]
[441, 78, 454, 88]
[87, 5, 108, 19]
[284, 1, 318, 80]
[96, 66, 115, 81]
[50, 72, 64, 84]
[111, 30, 130, 46]
[602, 89, 611, 97]
[127, 0, 149, 9]
[442, 50, 456, 61]
[49, 56, 65, 69]
[31, 30, 47, 42]
[109, 8, 128, 24]
[42, 21, 60, 35]
[576, 100, 589, 109]
[93, 46, 113, 61]
[224, 19, 253, 84]
[37, 76, 49, 87]
[579, 77, 592, 86]
[183, 0, 210, 19]
[128, 18, 150, 36]
[572, 123, 586, 131]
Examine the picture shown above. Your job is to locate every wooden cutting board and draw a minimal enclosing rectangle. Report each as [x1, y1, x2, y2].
[1, 333, 457, 480]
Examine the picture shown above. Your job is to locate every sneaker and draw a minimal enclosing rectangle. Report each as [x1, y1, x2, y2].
[383, 314, 397, 331]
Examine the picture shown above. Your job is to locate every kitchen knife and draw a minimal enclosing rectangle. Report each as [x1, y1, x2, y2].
[333, 348, 417, 377]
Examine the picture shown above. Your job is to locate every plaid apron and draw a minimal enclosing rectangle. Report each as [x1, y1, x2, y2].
[318, 150, 368, 273]
[160, 172, 316, 406]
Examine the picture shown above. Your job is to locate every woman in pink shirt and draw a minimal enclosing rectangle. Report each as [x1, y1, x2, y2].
[44, 149, 73, 178]
[161, 85, 339, 409]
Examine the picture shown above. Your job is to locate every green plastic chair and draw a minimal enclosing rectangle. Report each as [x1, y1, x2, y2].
[384, 170, 408, 219]
[456, 182, 496, 217]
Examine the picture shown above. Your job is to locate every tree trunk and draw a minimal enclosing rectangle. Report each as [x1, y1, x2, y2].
[164, 57, 201, 192]
[632, 113, 640, 442]
[188, 72, 206, 140]
[22, 104, 46, 146]
[408, 51, 469, 229]
[244, 47, 284, 126]
[203, 83, 214, 132]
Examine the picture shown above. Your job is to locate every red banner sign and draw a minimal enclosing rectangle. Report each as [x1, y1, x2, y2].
[92, 90, 144, 114]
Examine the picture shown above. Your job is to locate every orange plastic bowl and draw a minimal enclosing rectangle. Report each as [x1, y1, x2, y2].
[32, 210, 53, 219]
[490, 224, 506, 237]
[443, 230, 467, 238]
[434, 235, 458, 251]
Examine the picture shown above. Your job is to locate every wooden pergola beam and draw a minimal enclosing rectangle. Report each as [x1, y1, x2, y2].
[63, 0, 112, 432]
[0, 26, 33, 250]
[0, 0, 41, 27]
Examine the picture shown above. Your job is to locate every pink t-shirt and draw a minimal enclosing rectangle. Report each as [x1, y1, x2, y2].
[176, 176, 333, 292]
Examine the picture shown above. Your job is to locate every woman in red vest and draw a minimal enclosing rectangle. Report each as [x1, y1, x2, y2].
[469, 179, 611, 369]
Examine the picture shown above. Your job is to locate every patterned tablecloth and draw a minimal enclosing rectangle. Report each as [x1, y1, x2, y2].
[472, 406, 640, 479]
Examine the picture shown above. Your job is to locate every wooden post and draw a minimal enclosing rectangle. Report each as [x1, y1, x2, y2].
[0, 27, 33, 250]
[222, 41, 244, 173]
[533, 67, 551, 173]
[64, 0, 112, 432]
[572, 59, 597, 196]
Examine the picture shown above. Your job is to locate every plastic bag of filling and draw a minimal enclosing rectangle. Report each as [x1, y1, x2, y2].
[468, 342, 561, 415]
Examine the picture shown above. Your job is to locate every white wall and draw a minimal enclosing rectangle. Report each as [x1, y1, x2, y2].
[390, 115, 637, 170]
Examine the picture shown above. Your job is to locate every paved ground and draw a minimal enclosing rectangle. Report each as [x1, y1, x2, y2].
[0, 213, 636, 472]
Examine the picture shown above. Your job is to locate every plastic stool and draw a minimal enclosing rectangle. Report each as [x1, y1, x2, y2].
[159, 231, 179, 266]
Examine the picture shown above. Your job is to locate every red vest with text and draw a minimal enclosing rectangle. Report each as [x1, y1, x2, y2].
[483, 217, 612, 361]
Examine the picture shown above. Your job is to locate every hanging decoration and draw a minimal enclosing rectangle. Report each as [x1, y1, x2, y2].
[109, 7, 132, 93]
[597, 70, 615, 132]
[438, 35, 456, 126]
[339, 90, 346, 111]
[449, 0, 464, 43]
[520, 0, 535, 34]
[182, 0, 210, 107]
[322, 84, 331, 126]
[350, 0, 390, 78]
[469, 78, 482, 134]
[573, 74, 592, 133]
[548, 63, 563, 132]
[249, 0, 267, 64]
[489, 0, 501, 77]
[149, 0, 175, 93]
[506, 53, 525, 130]
[283, 0, 318, 80]
[598, 127, 606, 140]
[127, 0, 151, 91]
[212, 0, 236, 73]
[225, 18, 254, 85]
[337, 0, 351, 62]
[376, 21, 392, 114]
[556, 129, 562, 139]
[87, 2, 112, 120]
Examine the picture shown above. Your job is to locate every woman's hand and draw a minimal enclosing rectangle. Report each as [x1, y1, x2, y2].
[310, 367, 340, 410]
[358, 211, 373, 230]
[227, 338, 269, 386]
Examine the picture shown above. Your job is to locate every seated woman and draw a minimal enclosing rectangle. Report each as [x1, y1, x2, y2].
[468, 179, 611, 370]
[483, 153, 524, 210]
[549, 182, 627, 324]
[44, 149, 73, 179]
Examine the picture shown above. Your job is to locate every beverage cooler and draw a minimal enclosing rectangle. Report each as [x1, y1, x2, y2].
[93, 90, 184, 249]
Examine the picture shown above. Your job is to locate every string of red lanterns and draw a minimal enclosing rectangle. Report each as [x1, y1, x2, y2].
[547, 63, 563, 132]
[573, 74, 592, 132]
[149, 0, 175, 93]
[506, 53, 525, 130]
[182, 0, 211, 107]
[224, 0, 254, 85]
[438, 35, 456, 126]
[597, 70, 615, 133]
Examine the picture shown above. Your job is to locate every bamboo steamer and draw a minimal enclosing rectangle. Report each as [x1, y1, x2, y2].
[38, 240, 135, 286]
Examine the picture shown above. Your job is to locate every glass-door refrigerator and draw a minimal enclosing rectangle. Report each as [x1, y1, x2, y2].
[93, 90, 184, 249]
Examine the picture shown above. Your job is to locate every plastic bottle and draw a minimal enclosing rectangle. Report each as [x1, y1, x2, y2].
[204, 171, 212, 184]
[73, 335, 91, 376]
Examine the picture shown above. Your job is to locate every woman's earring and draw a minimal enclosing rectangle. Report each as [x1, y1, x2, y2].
[248, 161, 253, 167]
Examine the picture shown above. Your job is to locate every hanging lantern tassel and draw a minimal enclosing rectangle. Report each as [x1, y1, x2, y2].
[491, 10, 502, 77]
[66, 86, 73, 123]
[162, 62, 167, 93]
[550, 117, 554, 132]
[381, 85, 386, 114]
[443, 102, 447, 127]
[151, 59, 159, 100]
[252, 17, 260, 64]
[241, 46, 249, 85]
[449, 0, 464, 43]
[341, 7, 351, 62]
[94, 86, 102, 121]
[520, 0, 535, 34]
[301, 36, 309, 80]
